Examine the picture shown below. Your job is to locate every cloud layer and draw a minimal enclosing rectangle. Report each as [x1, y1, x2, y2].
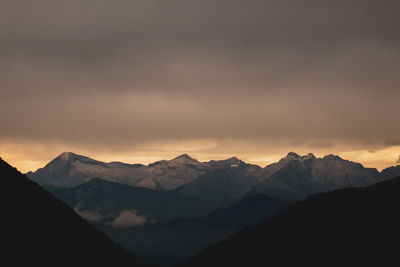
[74, 205, 103, 222]
[1, 1, 399, 171]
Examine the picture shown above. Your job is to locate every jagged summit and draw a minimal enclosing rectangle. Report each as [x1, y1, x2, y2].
[56, 152, 91, 160]
[52, 152, 100, 165]
[207, 156, 241, 163]
[281, 152, 316, 162]
[150, 154, 198, 166]
[206, 156, 246, 169]
[174, 154, 192, 160]
[172, 154, 197, 162]
[306, 152, 316, 158]
[226, 156, 240, 162]
[323, 154, 343, 160]
[224, 157, 242, 167]
[59, 151, 75, 160]
[286, 152, 300, 158]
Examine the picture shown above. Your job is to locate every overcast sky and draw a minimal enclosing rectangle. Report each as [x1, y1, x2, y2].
[1, 0, 399, 172]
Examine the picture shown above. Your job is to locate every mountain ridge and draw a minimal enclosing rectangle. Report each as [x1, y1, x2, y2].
[28, 152, 400, 201]
[28, 152, 249, 190]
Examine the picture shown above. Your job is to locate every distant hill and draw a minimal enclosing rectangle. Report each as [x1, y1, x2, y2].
[44, 178, 241, 222]
[98, 194, 291, 259]
[29, 152, 400, 201]
[181, 176, 400, 267]
[0, 157, 145, 266]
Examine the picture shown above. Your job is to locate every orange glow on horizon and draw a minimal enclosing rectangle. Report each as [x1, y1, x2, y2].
[1, 140, 399, 174]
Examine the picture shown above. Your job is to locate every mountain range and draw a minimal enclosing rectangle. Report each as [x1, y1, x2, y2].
[181, 175, 400, 267]
[37, 151, 400, 226]
[27, 152, 245, 190]
[28, 152, 400, 201]
[24, 151, 400, 264]
[5, 151, 400, 266]
[0, 157, 145, 266]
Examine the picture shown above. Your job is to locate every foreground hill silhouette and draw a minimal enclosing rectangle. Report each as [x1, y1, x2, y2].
[0, 157, 145, 266]
[182, 176, 400, 267]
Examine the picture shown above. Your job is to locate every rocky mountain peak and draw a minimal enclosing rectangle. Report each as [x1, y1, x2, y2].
[174, 154, 193, 160]
[286, 152, 300, 157]
[281, 152, 316, 163]
[170, 154, 199, 164]
[306, 152, 316, 158]
[301, 153, 316, 161]
[226, 157, 240, 162]
[281, 152, 301, 161]
[323, 154, 343, 161]
[58, 152, 75, 161]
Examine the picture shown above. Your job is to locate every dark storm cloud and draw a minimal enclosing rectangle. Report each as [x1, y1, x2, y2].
[308, 141, 334, 149]
[2, 0, 400, 94]
[1, 0, 400, 151]
[384, 137, 400, 147]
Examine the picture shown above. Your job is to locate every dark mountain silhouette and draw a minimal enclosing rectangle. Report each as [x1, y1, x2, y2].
[0, 157, 145, 266]
[381, 165, 400, 180]
[181, 176, 400, 267]
[97, 194, 291, 259]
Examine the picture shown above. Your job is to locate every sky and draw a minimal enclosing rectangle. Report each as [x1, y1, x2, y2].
[1, 0, 400, 172]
